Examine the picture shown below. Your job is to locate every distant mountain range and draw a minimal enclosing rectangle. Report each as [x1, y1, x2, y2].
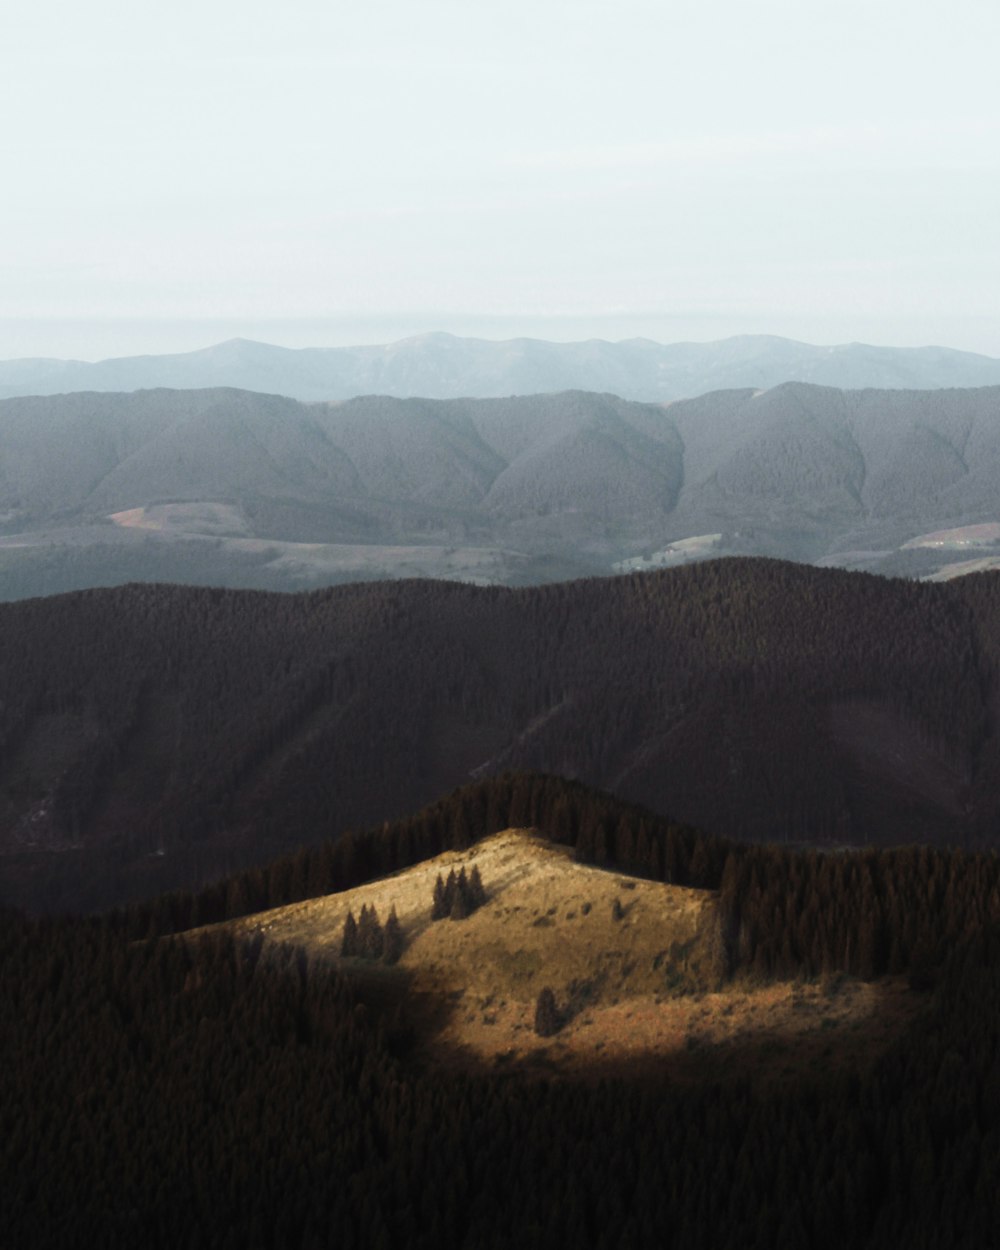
[2, 381, 1000, 598]
[4, 331, 1000, 402]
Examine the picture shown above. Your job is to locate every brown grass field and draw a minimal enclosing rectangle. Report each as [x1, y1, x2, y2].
[204, 829, 926, 1081]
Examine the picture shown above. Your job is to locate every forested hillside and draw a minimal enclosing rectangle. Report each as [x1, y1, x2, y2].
[6, 772, 1000, 1247]
[3, 382, 1000, 597]
[7, 911, 1000, 1249]
[3, 559, 1000, 912]
[131, 770, 1000, 987]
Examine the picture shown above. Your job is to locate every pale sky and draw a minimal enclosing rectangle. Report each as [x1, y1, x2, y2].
[2, 0, 999, 359]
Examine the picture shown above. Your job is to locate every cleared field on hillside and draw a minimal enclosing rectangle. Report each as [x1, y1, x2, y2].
[211, 831, 925, 1078]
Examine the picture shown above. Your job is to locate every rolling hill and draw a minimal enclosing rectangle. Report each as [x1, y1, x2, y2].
[208, 826, 921, 1080]
[3, 381, 1000, 597]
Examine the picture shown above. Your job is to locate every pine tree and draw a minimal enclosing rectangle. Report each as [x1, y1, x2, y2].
[689, 837, 712, 888]
[358, 904, 384, 960]
[431, 873, 447, 920]
[449, 883, 469, 920]
[383, 906, 404, 965]
[468, 865, 486, 909]
[341, 909, 358, 958]
[444, 869, 457, 915]
[534, 986, 560, 1037]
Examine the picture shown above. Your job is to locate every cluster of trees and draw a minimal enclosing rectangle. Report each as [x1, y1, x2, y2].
[341, 903, 403, 964]
[431, 865, 486, 920]
[6, 558, 1000, 913]
[716, 840, 1000, 980]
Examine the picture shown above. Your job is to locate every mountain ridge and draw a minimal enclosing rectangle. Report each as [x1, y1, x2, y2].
[4, 559, 1000, 913]
[3, 380, 1000, 597]
[4, 330, 1000, 403]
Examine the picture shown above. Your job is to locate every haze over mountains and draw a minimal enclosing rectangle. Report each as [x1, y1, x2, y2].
[4, 331, 1000, 403]
[3, 380, 1000, 597]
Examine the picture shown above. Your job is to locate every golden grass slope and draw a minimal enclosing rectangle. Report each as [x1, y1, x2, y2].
[215, 829, 924, 1078]
[225, 829, 717, 993]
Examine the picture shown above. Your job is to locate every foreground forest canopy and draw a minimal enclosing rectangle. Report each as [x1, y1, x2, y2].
[6, 773, 1000, 1248]
[3, 558, 1000, 912]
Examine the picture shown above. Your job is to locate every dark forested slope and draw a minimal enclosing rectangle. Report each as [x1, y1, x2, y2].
[7, 775, 1000, 1247]
[6, 910, 1000, 1249]
[2, 559, 1000, 912]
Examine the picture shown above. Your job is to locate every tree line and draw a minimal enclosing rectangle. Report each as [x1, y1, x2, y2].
[119, 770, 1000, 987]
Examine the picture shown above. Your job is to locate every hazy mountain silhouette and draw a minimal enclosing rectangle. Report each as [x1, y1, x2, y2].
[4, 332, 1000, 402]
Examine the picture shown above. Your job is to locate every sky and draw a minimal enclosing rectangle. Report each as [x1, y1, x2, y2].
[2, 0, 999, 360]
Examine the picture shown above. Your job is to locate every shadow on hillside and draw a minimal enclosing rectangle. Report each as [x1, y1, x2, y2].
[342, 962, 464, 1061]
[407, 973, 931, 1088]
